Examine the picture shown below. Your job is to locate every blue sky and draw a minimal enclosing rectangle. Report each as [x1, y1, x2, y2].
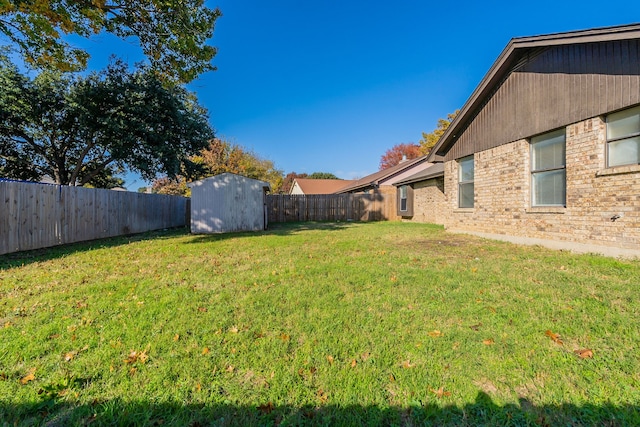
[74, 0, 640, 189]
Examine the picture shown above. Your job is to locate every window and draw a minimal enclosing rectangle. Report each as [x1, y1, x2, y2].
[458, 156, 474, 208]
[531, 129, 565, 206]
[399, 185, 408, 212]
[607, 105, 640, 167]
[396, 184, 413, 216]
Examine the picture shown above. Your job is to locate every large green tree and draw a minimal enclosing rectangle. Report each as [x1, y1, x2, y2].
[0, 0, 220, 82]
[0, 57, 213, 186]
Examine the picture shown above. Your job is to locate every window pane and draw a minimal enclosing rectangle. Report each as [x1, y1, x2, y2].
[399, 185, 407, 199]
[532, 170, 565, 206]
[532, 129, 565, 171]
[459, 157, 474, 182]
[608, 105, 640, 139]
[400, 198, 407, 211]
[459, 182, 474, 208]
[608, 136, 640, 167]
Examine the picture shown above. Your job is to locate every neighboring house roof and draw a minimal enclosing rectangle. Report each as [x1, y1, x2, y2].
[290, 178, 355, 195]
[335, 156, 431, 193]
[427, 23, 640, 162]
[393, 163, 445, 186]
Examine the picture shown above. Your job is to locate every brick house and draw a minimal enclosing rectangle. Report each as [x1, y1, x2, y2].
[398, 24, 640, 257]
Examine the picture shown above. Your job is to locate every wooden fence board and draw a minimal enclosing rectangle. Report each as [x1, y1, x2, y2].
[266, 193, 395, 223]
[0, 181, 189, 255]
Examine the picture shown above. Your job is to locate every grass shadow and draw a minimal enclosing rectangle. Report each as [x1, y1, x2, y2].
[2, 392, 637, 426]
[0, 227, 189, 270]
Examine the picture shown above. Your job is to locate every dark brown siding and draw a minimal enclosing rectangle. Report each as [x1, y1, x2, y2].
[446, 40, 640, 161]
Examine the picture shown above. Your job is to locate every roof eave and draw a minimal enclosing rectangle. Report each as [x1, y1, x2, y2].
[426, 23, 640, 162]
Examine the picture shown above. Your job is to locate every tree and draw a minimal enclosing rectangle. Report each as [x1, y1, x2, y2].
[379, 143, 421, 170]
[0, 0, 221, 83]
[153, 138, 284, 196]
[0, 57, 214, 186]
[307, 172, 341, 179]
[278, 172, 308, 194]
[418, 110, 459, 156]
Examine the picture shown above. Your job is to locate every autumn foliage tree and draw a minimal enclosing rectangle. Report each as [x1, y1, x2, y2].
[418, 110, 459, 156]
[153, 138, 284, 196]
[379, 143, 421, 170]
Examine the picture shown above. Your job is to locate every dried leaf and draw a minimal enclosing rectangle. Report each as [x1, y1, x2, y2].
[195, 383, 201, 392]
[279, 333, 290, 341]
[389, 373, 396, 382]
[309, 366, 317, 374]
[574, 348, 593, 359]
[226, 365, 235, 373]
[64, 351, 77, 362]
[350, 359, 357, 368]
[20, 370, 36, 385]
[197, 307, 207, 312]
[401, 360, 414, 369]
[469, 323, 482, 331]
[361, 352, 371, 361]
[430, 386, 451, 398]
[258, 402, 274, 414]
[202, 347, 210, 355]
[428, 330, 443, 338]
[229, 326, 239, 334]
[326, 355, 334, 365]
[482, 338, 494, 346]
[545, 330, 563, 345]
[173, 334, 180, 341]
[317, 389, 328, 403]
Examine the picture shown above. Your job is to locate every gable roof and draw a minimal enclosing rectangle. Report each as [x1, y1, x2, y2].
[393, 163, 445, 186]
[427, 23, 640, 162]
[292, 178, 355, 194]
[335, 156, 430, 193]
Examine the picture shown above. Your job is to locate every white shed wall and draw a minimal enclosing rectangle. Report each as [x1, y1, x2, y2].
[190, 173, 268, 234]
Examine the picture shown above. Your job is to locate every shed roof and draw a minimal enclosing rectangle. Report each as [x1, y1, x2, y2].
[427, 23, 640, 162]
[292, 178, 355, 194]
[188, 172, 270, 189]
[335, 156, 430, 193]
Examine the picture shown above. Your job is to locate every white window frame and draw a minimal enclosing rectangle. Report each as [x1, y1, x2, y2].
[458, 156, 474, 208]
[530, 129, 566, 207]
[606, 105, 640, 168]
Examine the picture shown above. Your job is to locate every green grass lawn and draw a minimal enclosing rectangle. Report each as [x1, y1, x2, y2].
[1, 221, 639, 426]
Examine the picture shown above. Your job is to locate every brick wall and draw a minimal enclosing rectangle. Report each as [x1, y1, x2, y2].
[409, 178, 446, 225]
[438, 116, 640, 253]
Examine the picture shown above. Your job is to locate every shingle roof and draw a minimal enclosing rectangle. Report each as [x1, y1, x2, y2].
[335, 156, 430, 193]
[292, 178, 356, 194]
[427, 23, 640, 162]
[393, 163, 445, 186]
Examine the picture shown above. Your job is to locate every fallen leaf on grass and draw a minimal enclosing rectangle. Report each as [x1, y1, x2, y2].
[350, 359, 357, 368]
[173, 334, 180, 341]
[64, 351, 77, 362]
[574, 349, 593, 359]
[326, 355, 334, 365]
[428, 330, 443, 338]
[430, 387, 451, 398]
[482, 339, 494, 346]
[124, 349, 149, 364]
[258, 402, 274, 414]
[545, 330, 563, 345]
[389, 373, 396, 382]
[229, 326, 239, 334]
[469, 323, 482, 331]
[202, 347, 210, 355]
[401, 360, 414, 369]
[197, 307, 207, 312]
[20, 369, 36, 385]
[361, 352, 371, 361]
[317, 389, 328, 403]
[226, 365, 235, 373]
[279, 333, 290, 341]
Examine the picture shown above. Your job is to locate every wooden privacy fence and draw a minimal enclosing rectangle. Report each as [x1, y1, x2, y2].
[267, 193, 395, 223]
[0, 180, 188, 255]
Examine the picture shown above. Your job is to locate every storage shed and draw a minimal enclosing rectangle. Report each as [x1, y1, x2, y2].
[189, 173, 270, 234]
